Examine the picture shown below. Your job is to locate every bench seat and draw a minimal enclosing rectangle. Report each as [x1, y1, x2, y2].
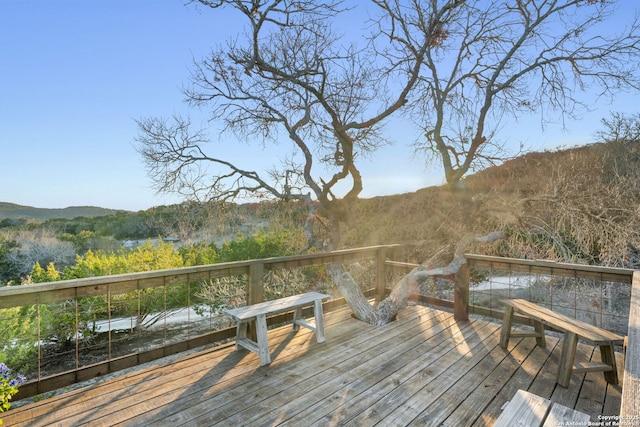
[493, 389, 590, 427]
[500, 298, 625, 387]
[224, 292, 331, 366]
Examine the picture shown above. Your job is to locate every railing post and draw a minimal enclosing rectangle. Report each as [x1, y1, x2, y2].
[375, 247, 387, 303]
[246, 261, 265, 341]
[247, 261, 265, 306]
[454, 261, 470, 321]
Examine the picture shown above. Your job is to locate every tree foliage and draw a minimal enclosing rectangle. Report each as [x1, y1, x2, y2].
[597, 111, 640, 144]
[50, 240, 184, 280]
[0, 239, 19, 285]
[23, 228, 303, 282]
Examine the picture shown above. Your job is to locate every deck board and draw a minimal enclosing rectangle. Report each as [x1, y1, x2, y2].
[472, 337, 560, 426]
[256, 311, 458, 427]
[306, 319, 499, 426]
[4, 304, 624, 426]
[346, 321, 502, 426]
[406, 335, 528, 426]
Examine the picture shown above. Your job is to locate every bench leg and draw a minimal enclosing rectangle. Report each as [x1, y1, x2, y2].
[557, 331, 578, 388]
[292, 307, 303, 332]
[500, 305, 515, 349]
[314, 299, 326, 343]
[256, 314, 271, 366]
[599, 344, 619, 385]
[235, 321, 248, 351]
[533, 320, 546, 348]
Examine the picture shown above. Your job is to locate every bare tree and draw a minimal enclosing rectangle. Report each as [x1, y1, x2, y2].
[378, 0, 640, 187]
[518, 121, 640, 267]
[136, 1, 506, 325]
[3, 228, 76, 279]
[597, 111, 640, 144]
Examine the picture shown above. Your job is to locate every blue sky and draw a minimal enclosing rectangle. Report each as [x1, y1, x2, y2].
[1, 1, 638, 211]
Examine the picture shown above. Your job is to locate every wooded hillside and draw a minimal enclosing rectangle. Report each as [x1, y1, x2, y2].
[344, 139, 640, 267]
[2, 138, 639, 275]
[0, 203, 123, 221]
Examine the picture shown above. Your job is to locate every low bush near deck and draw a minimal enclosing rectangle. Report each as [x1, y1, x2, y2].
[0, 363, 26, 424]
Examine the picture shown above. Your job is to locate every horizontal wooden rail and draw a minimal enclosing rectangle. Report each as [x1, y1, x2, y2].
[0, 244, 404, 309]
[466, 254, 634, 284]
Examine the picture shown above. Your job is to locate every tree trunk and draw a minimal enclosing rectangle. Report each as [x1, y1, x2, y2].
[330, 232, 504, 326]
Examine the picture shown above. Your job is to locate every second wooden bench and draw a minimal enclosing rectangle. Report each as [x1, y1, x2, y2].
[500, 298, 625, 387]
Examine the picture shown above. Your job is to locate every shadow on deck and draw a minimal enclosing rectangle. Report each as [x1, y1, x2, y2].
[3, 304, 623, 426]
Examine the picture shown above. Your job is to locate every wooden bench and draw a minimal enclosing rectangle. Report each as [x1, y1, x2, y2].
[500, 299, 625, 387]
[493, 389, 590, 426]
[224, 292, 330, 366]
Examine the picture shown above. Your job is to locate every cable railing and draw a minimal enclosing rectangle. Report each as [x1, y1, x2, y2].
[465, 255, 633, 337]
[1, 247, 638, 417]
[387, 253, 639, 418]
[0, 245, 398, 399]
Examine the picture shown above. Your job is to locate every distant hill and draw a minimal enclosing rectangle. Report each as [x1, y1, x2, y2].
[1, 139, 639, 266]
[0, 202, 126, 220]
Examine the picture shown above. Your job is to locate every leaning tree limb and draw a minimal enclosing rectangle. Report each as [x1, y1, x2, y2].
[331, 232, 505, 326]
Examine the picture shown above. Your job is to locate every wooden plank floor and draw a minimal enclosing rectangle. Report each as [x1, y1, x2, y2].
[4, 304, 624, 426]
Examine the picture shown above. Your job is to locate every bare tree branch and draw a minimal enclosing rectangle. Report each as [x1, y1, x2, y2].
[133, 0, 638, 325]
[395, 0, 640, 186]
[138, 0, 434, 251]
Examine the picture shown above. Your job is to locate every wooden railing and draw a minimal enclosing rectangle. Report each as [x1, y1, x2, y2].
[465, 255, 639, 418]
[388, 254, 634, 327]
[0, 245, 400, 310]
[2, 246, 638, 416]
[465, 255, 632, 325]
[622, 271, 640, 418]
[392, 254, 639, 418]
[1, 245, 400, 399]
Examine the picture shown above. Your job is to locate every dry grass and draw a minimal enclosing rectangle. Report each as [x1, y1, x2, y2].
[340, 140, 640, 267]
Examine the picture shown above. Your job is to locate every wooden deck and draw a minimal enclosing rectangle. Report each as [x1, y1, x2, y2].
[4, 304, 624, 426]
